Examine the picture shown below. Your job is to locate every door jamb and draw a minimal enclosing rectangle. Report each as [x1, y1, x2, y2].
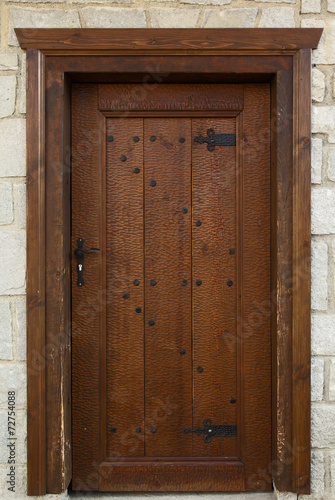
[16, 28, 323, 496]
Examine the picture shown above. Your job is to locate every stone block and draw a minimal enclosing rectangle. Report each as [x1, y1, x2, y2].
[0, 54, 18, 71]
[327, 148, 335, 182]
[312, 68, 325, 102]
[311, 356, 324, 401]
[311, 404, 335, 447]
[150, 8, 200, 27]
[328, 0, 335, 12]
[9, 8, 80, 46]
[0, 182, 14, 225]
[311, 239, 328, 310]
[0, 301, 13, 360]
[0, 464, 27, 498]
[302, 19, 335, 65]
[312, 105, 335, 143]
[312, 314, 335, 355]
[259, 7, 295, 27]
[14, 183, 26, 229]
[330, 359, 335, 400]
[202, 8, 258, 28]
[20, 53, 26, 115]
[0, 364, 26, 410]
[15, 300, 26, 362]
[311, 137, 322, 184]
[312, 188, 335, 234]
[0, 119, 26, 177]
[0, 232, 26, 295]
[0, 75, 16, 118]
[0, 409, 26, 464]
[81, 7, 147, 27]
[302, 0, 321, 12]
[182, 0, 231, 5]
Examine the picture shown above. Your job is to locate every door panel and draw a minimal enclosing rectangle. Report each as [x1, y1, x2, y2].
[71, 83, 271, 492]
[106, 118, 145, 457]
[192, 118, 237, 458]
[144, 118, 192, 457]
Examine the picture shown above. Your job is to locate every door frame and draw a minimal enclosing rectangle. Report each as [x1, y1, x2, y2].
[16, 28, 322, 496]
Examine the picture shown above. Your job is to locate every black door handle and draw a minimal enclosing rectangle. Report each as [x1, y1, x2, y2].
[74, 238, 100, 287]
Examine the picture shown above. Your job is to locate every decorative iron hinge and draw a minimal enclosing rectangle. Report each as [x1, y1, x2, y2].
[194, 128, 236, 151]
[183, 419, 237, 443]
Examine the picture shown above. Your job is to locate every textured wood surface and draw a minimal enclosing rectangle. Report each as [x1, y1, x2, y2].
[271, 69, 294, 492]
[45, 69, 72, 493]
[292, 49, 311, 494]
[105, 118, 145, 457]
[99, 84, 243, 111]
[15, 28, 323, 51]
[144, 118, 192, 457]
[71, 84, 101, 490]
[99, 458, 245, 491]
[192, 118, 237, 458]
[241, 84, 271, 490]
[26, 48, 46, 497]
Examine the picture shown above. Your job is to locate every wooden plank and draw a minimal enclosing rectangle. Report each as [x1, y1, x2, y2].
[191, 117, 237, 458]
[15, 28, 323, 51]
[271, 70, 294, 493]
[44, 69, 72, 493]
[292, 49, 311, 495]
[241, 84, 272, 490]
[48, 54, 292, 77]
[99, 458, 245, 491]
[144, 117, 192, 457]
[99, 84, 243, 111]
[26, 48, 46, 497]
[105, 118, 145, 458]
[71, 84, 101, 490]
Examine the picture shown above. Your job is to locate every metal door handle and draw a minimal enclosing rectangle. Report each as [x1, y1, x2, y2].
[74, 238, 100, 287]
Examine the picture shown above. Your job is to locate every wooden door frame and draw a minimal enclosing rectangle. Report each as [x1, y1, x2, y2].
[16, 28, 322, 496]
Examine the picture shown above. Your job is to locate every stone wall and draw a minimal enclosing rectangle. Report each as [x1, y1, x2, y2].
[0, 1, 334, 498]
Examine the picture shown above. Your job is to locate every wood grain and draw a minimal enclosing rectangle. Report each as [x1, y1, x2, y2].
[99, 84, 243, 111]
[191, 118, 237, 458]
[26, 48, 46, 497]
[45, 68, 72, 493]
[241, 84, 272, 491]
[71, 84, 101, 490]
[99, 458, 245, 491]
[292, 49, 311, 494]
[105, 118, 145, 457]
[15, 28, 323, 51]
[144, 118, 192, 457]
[271, 70, 294, 493]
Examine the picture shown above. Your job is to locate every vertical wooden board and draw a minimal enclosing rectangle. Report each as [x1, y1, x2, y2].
[144, 118, 192, 457]
[292, 50, 311, 494]
[26, 49, 46, 497]
[192, 118, 237, 458]
[242, 84, 272, 490]
[271, 71, 294, 493]
[71, 84, 101, 490]
[105, 118, 145, 457]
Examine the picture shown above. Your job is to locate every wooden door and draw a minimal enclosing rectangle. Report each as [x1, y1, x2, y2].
[71, 83, 271, 492]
